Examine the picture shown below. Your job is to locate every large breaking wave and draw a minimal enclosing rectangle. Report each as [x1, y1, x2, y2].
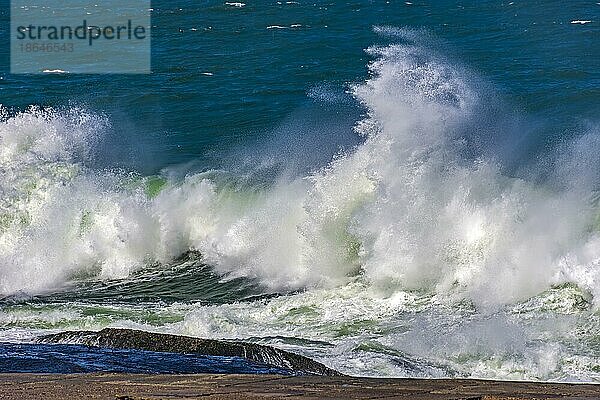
[2, 30, 599, 307]
[1, 28, 600, 381]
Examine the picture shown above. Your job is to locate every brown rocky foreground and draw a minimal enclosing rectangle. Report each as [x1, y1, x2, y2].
[1, 373, 598, 400]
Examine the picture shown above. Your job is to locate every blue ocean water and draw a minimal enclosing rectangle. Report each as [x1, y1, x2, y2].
[1, 1, 597, 172]
[0, 0, 599, 380]
[0, 342, 291, 374]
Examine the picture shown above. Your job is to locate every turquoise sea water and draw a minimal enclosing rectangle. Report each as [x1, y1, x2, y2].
[2, 1, 597, 171]
[0, 1, 599, 379]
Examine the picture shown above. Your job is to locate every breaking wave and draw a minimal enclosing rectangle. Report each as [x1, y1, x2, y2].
[2, 31, 599, 310]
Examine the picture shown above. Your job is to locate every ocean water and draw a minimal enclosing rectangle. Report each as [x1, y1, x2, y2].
[0, 0, 599, 380]
[0, 342, 291, 374]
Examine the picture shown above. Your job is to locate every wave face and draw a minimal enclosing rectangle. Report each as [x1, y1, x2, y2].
[1, 30, 599, 381]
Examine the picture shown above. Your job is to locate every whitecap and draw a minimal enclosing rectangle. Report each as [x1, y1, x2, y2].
[42, 69, 68, 74]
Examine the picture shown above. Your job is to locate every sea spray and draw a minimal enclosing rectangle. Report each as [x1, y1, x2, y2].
[1, 38, 600, 304]
[1, 29, 599, 381]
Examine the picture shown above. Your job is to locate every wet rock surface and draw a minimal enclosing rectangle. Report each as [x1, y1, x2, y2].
[0, 373, 598, 399]
[37, 328, 340, 376]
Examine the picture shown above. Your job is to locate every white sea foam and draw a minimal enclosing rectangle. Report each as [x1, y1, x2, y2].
[1, 27, 599, 382]
[170, 281, 599, 379]
[1, 29, 600, 311]
[42, 69, 68, 74]
[2, 46, 600, 380]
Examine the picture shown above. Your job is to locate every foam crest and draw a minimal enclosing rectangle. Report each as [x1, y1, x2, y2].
[1, 34, 600, 310]
[340, 43, 600, 305]
[0, 107, 160, 293]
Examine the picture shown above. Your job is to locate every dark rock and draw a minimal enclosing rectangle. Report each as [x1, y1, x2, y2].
[37, 328, 341, 376]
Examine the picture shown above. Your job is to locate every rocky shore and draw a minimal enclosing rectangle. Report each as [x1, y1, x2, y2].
[13, 328, 596, 399]
[37, 328, 339, 376]
[1, 373, 598, 399]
